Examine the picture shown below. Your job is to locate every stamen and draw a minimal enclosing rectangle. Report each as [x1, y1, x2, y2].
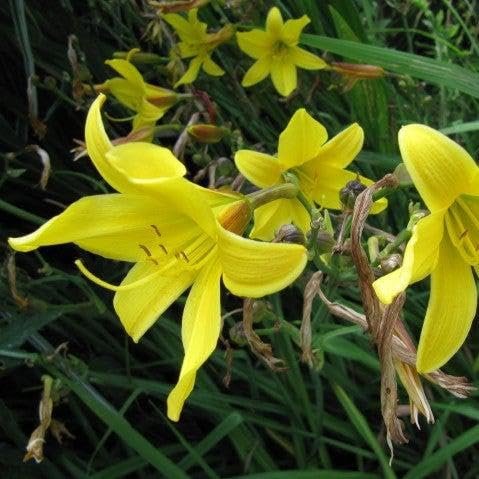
[75, 259, 167, 292]
[139, 244, 152, 256]
[180, 251, 189, 263]
[159, 244, 168, 254]
[460, 230, 468, 240]
[148, 258, 159, 265]
[151, 224, 162, 237]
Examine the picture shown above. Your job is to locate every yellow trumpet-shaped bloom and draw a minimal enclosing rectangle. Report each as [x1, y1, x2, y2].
[234, 108, 387, 240]
[373, 125, 479, 373]
[236, 7, 326, 96]
[100, 58, 179, 132]
[163, 8, 234, 86]
[9, 95, 307, 421]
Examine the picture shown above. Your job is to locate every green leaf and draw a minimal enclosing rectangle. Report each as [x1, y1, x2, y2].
[301, 34, 479, 98]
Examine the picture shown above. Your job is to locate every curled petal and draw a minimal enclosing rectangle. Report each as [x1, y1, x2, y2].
[417, 234, 477, 373]
[373, 211, 445, 305]
[399, 124, 478, 212]
[219, 224, 307, 297]
[167, 259, 223, 421]
[105, 59, 145, 93]
[114, 261, 196, 342]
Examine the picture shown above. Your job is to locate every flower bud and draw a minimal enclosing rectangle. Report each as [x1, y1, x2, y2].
[229, 322, 247, 346]
[331, 62, 385, 79]
[187, 124, 229, 144]
[315, 230, 335, 254]
[380, 253, 402, 274]
[275, 224, 306, 245]
[339, 179, 366, 211]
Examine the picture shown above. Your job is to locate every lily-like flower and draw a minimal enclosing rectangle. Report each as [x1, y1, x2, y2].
[163, 8, 234, 86]
[373, 125, 479, 373]
[234, 108, 386, 240]
[236, 7, 326, 96]
[9, 95, 307, 421]
[97, 57, 179, 132]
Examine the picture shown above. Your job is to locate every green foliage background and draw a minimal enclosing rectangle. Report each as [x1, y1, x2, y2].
[1, 0, 479, 477]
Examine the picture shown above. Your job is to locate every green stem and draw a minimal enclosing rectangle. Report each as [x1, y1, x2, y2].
[247, 183, 299, 210]
[374, 228, 412, 265]
[0, 199, 45, 225]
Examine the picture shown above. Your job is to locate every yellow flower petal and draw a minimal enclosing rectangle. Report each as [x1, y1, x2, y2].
[416, 234, 477, 373]
[373, 211, 445, 304]
[241, 56, 272, 87]
[114, 261, 196, 342]
[8, 194, 178, 262]
[105, 59, 145, 93]
[163, 12, 202, 43]
[202, 55, 224, 76]
[306, 123, 364, 169]
[175, 56, 204, 86]
[309, 165, 386, 213]
[234, 150, 281, 188]
[249, 198, 311, 241]
[270, 58, 297, 96]
[219, 225, 307, 297]
[281, 15, 310, 45]
[106, 142, 186, 187]
[104, 78, 142, 111]
[85, 94, 137, 193]
[236, 29, 274, 59]
[167, 259, 223, 421]
[398, 124, 478, 212]
[266, 7, 284, 36]
[278, 109, 327, 170]
[290, 46, 326, 70]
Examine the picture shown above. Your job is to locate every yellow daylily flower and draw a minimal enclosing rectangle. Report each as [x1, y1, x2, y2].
[163, 8, 234, 86]
[98, 58, 179, 132]
[236, 7, 327, 96]
[234, 108, 387, 240]
[9, 95, 307, 421]
[373, 125, 479, 373]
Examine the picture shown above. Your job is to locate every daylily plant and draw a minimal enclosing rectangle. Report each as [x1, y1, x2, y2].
[234, 108, 387, 240]
[9, 95, 307, 421]
[237, 7, 326, 96]
[373, 125, 479, 373]
[97, 57, 179, 132]
[164, 8, 234, 86]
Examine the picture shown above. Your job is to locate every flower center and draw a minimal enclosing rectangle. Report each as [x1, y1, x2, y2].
[272, 41, 289, 58]
[445, 194, 479, 265]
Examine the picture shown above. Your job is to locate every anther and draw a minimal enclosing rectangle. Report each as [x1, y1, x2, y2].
[460, 230, 468, 240]
[159, 244, 168, 254]
[148, 258, 159, 265]
[180, 251, 189, 263]
[151, 224, 162, 237]
[139, 244, 152, 257]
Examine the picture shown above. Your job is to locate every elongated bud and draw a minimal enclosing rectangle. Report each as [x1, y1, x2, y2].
[340, 179, 366, 211]
[331, 62, 385, 79]
[187, 124, 229, 143]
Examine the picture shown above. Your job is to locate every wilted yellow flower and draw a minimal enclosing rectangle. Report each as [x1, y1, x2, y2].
[9, 95, 307, 421]
[373, 125, 479, 373]
[236, 7, 326, 96]
[164, 8, 234, 86]
[234, 109, 386, 240]
[97, 58, 179, 132]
